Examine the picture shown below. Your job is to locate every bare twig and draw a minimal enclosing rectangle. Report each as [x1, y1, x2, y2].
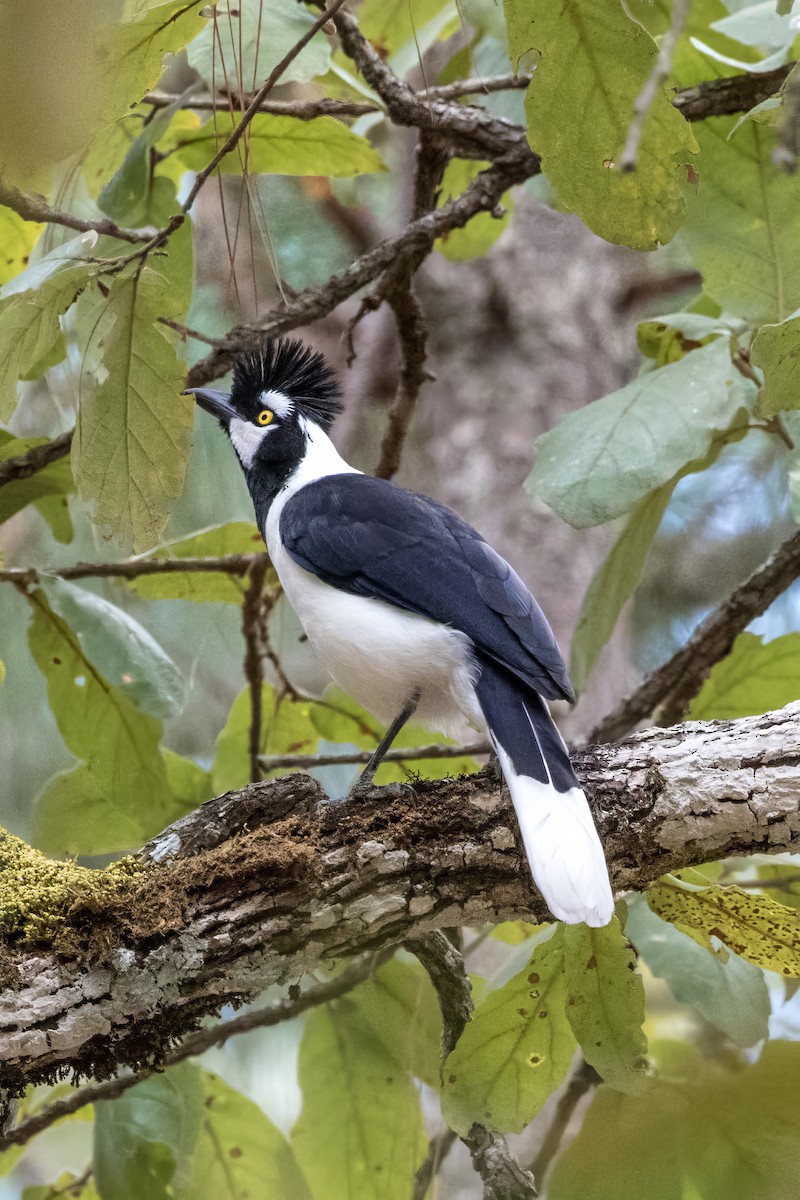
[259, 741, 488, 771]
[0, 954, 378, 1150]
[774, 63, 800, 172]
[672, 63, 794, 121]
[0, 182, 155, 244]
[529, 1059, 599, 1185]
[0, 431, 73, 488]
[0, 554, 258, 587]
[408, 932, 537, 1199]
[241, 556, 270, 783]
[424, 73, 533, 102]
[589, 525, 800, 743]
[620, 0, 690, 171]
[413, 1129, 459, 1200]
[179, 0, 346, 215]
[145, 89, 380, 120]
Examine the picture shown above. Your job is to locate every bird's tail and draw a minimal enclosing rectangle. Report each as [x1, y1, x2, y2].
[474, 656, 614, 927]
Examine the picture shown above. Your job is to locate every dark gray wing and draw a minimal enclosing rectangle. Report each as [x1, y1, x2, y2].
[280, 473, 573, 702]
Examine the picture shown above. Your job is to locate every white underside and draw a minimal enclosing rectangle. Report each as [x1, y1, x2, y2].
[263, 419, 614, 925]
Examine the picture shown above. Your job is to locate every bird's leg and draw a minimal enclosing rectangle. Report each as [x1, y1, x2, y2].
[350, 688, 421, 796]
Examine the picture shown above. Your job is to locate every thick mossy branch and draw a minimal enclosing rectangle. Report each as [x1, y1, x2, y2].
[1, 704, 799, 1094]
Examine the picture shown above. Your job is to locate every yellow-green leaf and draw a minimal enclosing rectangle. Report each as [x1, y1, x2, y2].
[751, 309, 800, 416]
[292, 1000, 426, 1200]
[441, 926, 576, 1134]
[73, 263, 192, 552]
[689, 631, 800, 720]
[128, 522, 266, 603]
[168, 113, 386, 178]
[563, 917, 649, 1094]
[0, 207, 42, 286]
[99, 1, 206, 124]
[647, 877, 800, 977]
[212, 684, 319, 794]
[436, 159, 512, 261]
[507, 0, 697, 250]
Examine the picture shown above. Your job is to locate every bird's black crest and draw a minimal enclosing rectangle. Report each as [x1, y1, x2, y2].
[230, 338, 343, 431]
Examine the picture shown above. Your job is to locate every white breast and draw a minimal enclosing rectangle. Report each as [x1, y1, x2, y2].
[264, 421, 484, 740]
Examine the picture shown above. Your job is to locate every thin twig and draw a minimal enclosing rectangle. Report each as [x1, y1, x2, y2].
[259, 741, 488, 771]
[589, 525, 800, 743]
[0, 954, 378, 1150]
[529, 1059, 599, 1185]
[620, 0, 690, 171]
[241, 556, 270, 783]
[145, 89, 380, 120]
[179, 0, 347, 215]
[407, 932, 537, 1199]
[0, 554, 258, 588]
[412, 1129, 459, 1200]
[424, 73, 533, 101]
[0, 182, 155, 244]
[672, 63, 795, 121]
[0, 431, 73, 488]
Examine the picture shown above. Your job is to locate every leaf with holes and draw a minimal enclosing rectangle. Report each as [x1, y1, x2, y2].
[647, 877, 800, 978]
[441, 926, 575, 1134]
[563, 917, 649, 1094]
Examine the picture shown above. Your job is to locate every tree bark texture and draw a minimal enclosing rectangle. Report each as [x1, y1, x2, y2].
[1, 704, 799, 1091]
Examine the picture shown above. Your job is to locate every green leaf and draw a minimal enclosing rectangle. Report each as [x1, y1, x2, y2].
[99, 1, 206, 125]
[292, 1000, 426, 1200]
[0, 431, 74, 542]
[24, 1177, 99, 1200]
[349, 956, 442, 1090]
[549, 1082, 684, 1200]
[751, 309, 800, 416]
[73, 261, 192, 552]
[526, 338, 753, 528]
[569, 480, 675, 692]
[680, 119, 800, 322]
[626, 895, 770, 1047]
[39, 576, 184, 719]
[441, 925, 576, 1134]
[359, 0, 452, 56]
[94, 1063, 204, 1200]
[186, 0, 331, 91]
[647, 876, 800, 977]
[177, 1071, 311, 1200]
[506, 0, 697, 250]
[436, 159, 512, 261]
[162, 748, 214, 816]
[27, 588, 173, 855]
[212, 684, 319, 794]
[688, 631, 800, 720]
[127, 523, 265, 603]
[563, 916, 649, 1094]
[0, 206, 41, 286]
[168, 112, 386, 178]
[637, 311, 737, 367]
[0, 236, 93, 421]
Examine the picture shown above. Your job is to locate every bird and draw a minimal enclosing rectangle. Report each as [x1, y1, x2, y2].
[186, 337, 614, 927]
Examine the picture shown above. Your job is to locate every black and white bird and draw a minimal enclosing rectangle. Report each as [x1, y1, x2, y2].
[187, 338, 614, 927]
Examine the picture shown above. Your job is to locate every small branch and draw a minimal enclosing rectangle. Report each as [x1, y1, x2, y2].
[258, 741, 489, 772]
[179, 0, 346, 215]
[0, 182, 155, 244]
[0, 554, 258, 588]
[529, 1059, 599, 1185]
[408, 931, 537, 1199]
[241, 556, 270, 783]
[589, 525, 800, 743]
[620, 0, 690, 171]
[412, 1129, 459, 1200]
[423, 74, 533, 102]
[672, 63, 795, 121]
[0, 431, 73, 488]
[145, 89, 380, 120]
[774, 63, 800, 172]
[0, 954, 378, 1150]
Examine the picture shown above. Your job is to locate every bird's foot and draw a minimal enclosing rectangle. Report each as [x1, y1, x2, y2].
[346, 779, 416, 804]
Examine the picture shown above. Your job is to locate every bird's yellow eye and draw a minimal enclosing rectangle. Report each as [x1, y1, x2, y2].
[257, 409, 274, 426]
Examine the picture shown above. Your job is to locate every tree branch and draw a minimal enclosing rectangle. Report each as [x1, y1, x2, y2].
[0, 554, 259, 587]
[529, 1059, 599, 1185]
[0, 183, 155, 244]
[0, 431, 73, 488]
[2, 703, 799, 1094]
[144, 89, 381, 120]
[258, 741, 489, 771]
[241, 556, 270, 784]
[590, 526, 800, 744]
[672, 63, 795, 121]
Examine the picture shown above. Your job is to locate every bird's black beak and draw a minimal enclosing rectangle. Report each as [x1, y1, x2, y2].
[183, 387, 237, 423]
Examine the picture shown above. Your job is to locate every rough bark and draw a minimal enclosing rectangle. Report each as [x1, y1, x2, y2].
[1, 704, 799, 1092]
